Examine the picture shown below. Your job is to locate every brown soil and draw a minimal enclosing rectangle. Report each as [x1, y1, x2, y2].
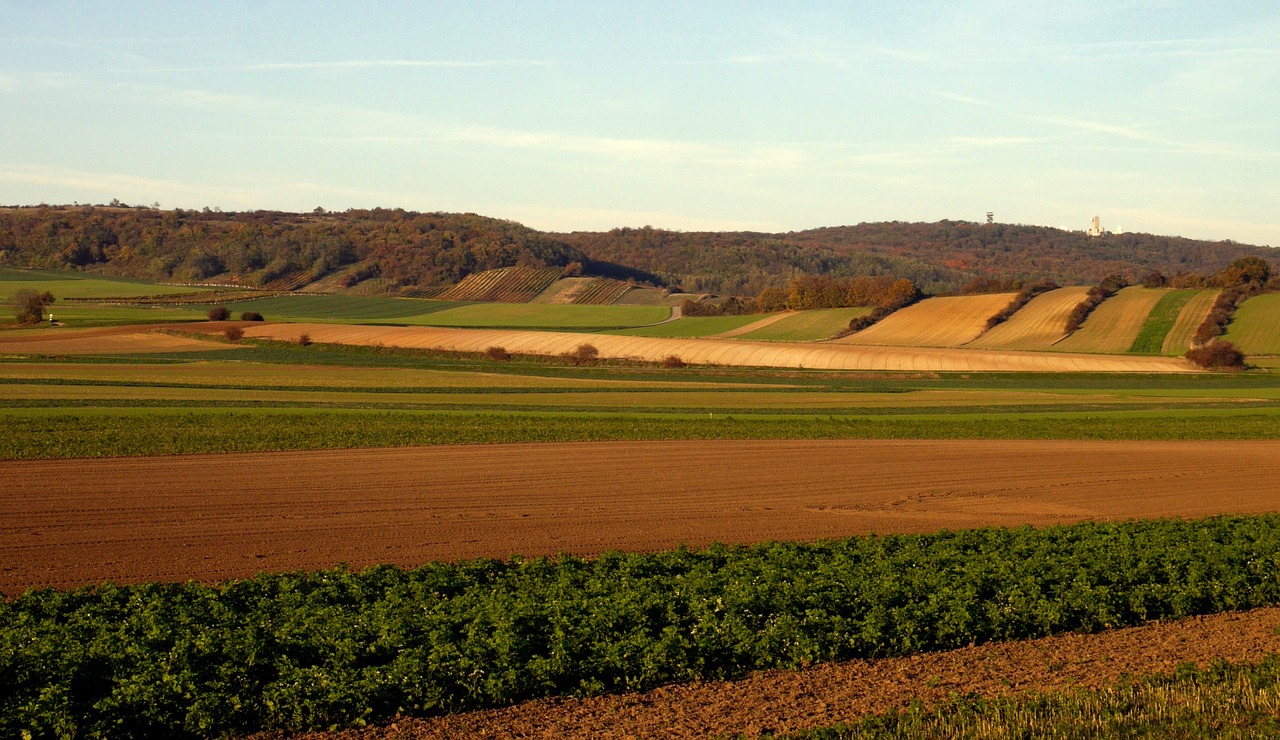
[0, 322, 242, 354]
[301, 606, 1280, 739]
[4, 439, 1280, 594]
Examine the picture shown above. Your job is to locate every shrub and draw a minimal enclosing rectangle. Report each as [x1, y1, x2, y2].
[239, 312, 264, 321]
[984, 280, 1059, 331]
[1186, 340, 1246, 370]
[207, 306, 231, 321]
[484, 346, 512, 361]
[296, 333, 312, 347]
[661, 354, 687, 368]
[1063, 276, 1126, 334]
[561, 343, 600, 365]
[1193, 289, 1243, 345]
[223, 327, 244, 342]
[12, 289, 55, 324]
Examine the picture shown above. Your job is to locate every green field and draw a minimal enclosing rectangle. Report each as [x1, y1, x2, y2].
[0, 267, 211, 300]
[1128, 289, 1196, 354]
[1226, 293, 1280, 355]
[211, 293, 471, 321]
[731, 307, 872, 341]
[607, 313, 770, 337]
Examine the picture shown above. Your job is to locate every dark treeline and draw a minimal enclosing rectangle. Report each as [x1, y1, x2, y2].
[681, 274, 921, 318]
[3, 207, 1277, 299]
[0, 206, 599, 295]
[559, 221, 1278, 296]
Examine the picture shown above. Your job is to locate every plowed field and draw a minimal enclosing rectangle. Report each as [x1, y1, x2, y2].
[838, 293, 1016, 347]
[4, 439, 1279, 594]
[318, 606, 1280, 739]
[967, 286, 1091, 350]
[231, 322, 1194, 372]
[0, 324, 236, 354]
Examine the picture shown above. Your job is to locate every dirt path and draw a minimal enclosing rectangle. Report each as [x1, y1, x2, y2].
[310, 606, 1280, 739]
[4, 439, 1280, 593]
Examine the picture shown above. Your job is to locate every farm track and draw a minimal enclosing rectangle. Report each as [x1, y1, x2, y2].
[4, 439, 1280, 594]
[304, 606, 1280, 739]
[232, 322, 1195, 372]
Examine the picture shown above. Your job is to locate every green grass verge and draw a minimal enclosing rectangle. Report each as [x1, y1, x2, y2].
[204, 294, 471, 321]
[6, 515, 1280, 736]
[4, 408, 1280, 460]
[784, 656, 1280, 739]
[733, 307, 872, 342]
[1129, 289, 1197, 354]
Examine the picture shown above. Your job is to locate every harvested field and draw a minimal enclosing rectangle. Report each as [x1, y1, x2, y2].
[1226, 292, 1280, 355]
[838, 293, 1016, 347]
[1055, 286, 1167, 354]
[967, 286, 1091, 350]
[323, 606, 1280, 739]
[231, 322, 1195, 372]
[4, 438, 1280, 593]
[0, 324, 236, 354]
[609, 314, 767, 338]
[728, 307, 870, 342]
[1163, 289, 1220, 355]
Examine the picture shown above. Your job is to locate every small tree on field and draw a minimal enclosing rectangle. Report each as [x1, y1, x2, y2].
[1186, 340, 1246, 370]
[223, 327, 244, 342]
[484, 346, 512, 361]
[13, 289, 55, 324]
[207, 306, 231, 321]
[661, 354, 687, 368]
[296, 333, 312, 347]
[239, 311, 264, 321]
[562, 343, 599, 365]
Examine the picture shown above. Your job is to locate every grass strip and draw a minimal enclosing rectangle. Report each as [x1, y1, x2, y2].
[1129, 289, 1196, 354]
[6, 515, 1280, 736]
[784, 655, 1280, 738]
[5, 409, 1280, 459]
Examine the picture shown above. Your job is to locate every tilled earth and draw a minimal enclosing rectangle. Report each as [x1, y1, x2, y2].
[4, 439, 1280, 593]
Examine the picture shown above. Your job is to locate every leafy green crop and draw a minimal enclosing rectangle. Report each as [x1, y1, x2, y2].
[5, 515, 1280, 737]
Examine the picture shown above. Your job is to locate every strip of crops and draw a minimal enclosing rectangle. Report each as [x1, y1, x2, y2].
[787, 655, 1280, 738]
[1129, 289, 1196, 354]
[6, 515, 1280, 736]
[5, 409, 1280, 459]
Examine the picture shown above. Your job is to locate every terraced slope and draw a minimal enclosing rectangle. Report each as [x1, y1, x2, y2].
[731, 307, 871, 342]
[967, 287, 1091, 350]
[1163, 290, 1220, 355]
[1225, 293, 1280, 355]
[837, 293, 1016, 347]
[437, 266, 562, 302]
[1054, 287, 1168, 354]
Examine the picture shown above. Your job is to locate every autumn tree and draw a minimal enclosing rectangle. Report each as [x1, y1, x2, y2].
[13, 289, 54, 324]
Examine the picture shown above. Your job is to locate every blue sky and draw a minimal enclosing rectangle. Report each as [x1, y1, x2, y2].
[2, 1, 1278, 245]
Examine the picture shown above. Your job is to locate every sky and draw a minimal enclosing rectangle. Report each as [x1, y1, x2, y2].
[1, 1, 1278, 245]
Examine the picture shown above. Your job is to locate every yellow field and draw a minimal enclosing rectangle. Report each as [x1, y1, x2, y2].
[1225, 293, 1280, 355]
[232, 322, 1196, 372]
[1054, 287, 1167, 354]
[836, 293, 1016, 348]
[967, 287, 1092, 350]
[1162, 290, 1220, 355]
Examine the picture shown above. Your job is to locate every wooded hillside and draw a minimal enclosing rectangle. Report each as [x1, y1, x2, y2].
[1, 206, 1273, 297]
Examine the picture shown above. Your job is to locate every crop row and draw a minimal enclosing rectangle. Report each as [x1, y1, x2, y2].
[5, 515, 1280, 736]
[571, 278, 631, 305]
[5, 410, 1280, 460]
[438, 267, 561, 303]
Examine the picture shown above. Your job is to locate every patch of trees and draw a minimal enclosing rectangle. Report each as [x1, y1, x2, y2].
[1064, 275, 1129, 334]
[558, 221, 1277, 297]
[984, 280, 1061, 332]
[12, 289, 54, 324]
[1190, 257, 1273, 347]
[0, 206, 596, 293]
[1186, 340, 1246, 370]
[680, 275, 922, 317]
[846, 280, 923, 334]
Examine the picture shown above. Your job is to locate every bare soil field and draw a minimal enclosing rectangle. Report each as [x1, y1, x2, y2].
[230, 322, 1194, 372]
[0, 323, 236, 354]
[4, 439, 1279, 594]
[309, 606, 1280, 739]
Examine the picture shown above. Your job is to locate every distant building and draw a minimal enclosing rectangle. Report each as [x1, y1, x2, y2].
[1087, 216, 1108, 237]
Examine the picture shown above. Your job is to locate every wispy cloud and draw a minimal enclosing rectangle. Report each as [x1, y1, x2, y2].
[132, 59, 556, 74]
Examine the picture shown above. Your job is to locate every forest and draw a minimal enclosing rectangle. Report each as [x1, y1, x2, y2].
[0, 205, 1275, 298]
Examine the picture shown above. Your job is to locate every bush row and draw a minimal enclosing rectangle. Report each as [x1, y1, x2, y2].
[1064, 275, 1128, 334]
[983, 280, 1060, 332]
[6, 515, 1280, 737]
